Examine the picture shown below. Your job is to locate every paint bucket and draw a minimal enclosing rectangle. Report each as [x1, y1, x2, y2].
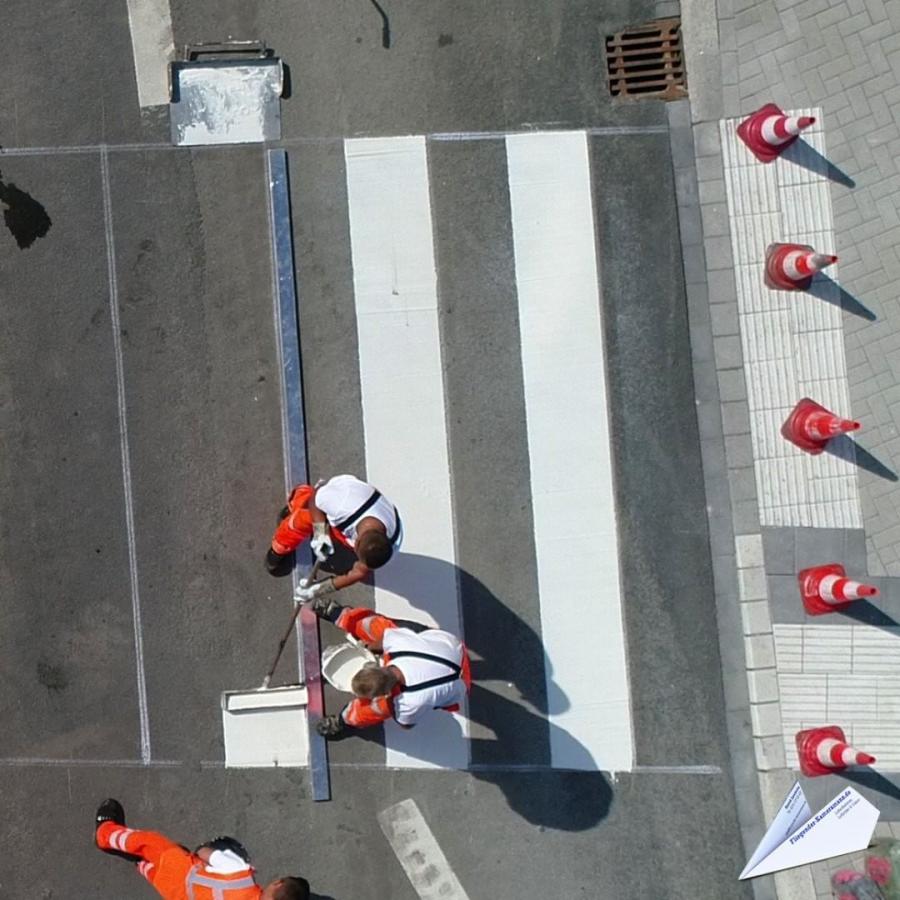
[321, 639, 378, 693]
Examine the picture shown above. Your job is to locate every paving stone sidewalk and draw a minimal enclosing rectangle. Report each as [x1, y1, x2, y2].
[677, 0, 900, 896]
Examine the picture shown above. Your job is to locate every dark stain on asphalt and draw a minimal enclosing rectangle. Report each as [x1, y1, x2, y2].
[37, 660, 68, 692]
[438, 33, 454, 46]
[0, 171, 52, 249]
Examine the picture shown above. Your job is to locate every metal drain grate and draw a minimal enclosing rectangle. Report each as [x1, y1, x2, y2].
[605, 18, 686, 100]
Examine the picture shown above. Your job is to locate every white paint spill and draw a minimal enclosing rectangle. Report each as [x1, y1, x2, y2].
[125, 0, 175, 108]
[378, 799, 471, 900]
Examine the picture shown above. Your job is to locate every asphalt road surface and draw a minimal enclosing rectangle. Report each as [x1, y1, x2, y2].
[0, 2, 752, 898]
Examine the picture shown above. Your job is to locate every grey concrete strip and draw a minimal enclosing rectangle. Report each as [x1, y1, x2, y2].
[268, 148, 330, 802]
[667, 102, 764, 900]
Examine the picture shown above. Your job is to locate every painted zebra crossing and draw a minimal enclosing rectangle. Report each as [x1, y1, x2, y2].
[298, 130, 633, 772]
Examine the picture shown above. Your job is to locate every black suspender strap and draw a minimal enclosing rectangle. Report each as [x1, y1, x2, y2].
[388, 510, 402, 546]
[389, 650, 462, 693]
[333, 489, 382, 531]
[333, 488, 402, 546]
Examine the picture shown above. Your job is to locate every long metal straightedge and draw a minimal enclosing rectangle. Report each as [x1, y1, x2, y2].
[267, 148, 331, 801]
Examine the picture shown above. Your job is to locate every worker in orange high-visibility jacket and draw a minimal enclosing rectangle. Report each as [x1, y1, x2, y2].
[266, 474, 403, 594]
[305, 596, 471, 738]
[94, 799, 310, 900]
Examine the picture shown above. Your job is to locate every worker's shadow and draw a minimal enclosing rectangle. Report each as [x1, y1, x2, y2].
[332, 552, 614, 831]
[374, 552, 569, 718]
[340, 683, 614, 832]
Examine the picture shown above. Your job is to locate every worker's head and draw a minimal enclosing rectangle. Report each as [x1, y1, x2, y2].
[262, 877, 310, 900]
[356, 520, 393, 569]
[351, 663, 399, 698]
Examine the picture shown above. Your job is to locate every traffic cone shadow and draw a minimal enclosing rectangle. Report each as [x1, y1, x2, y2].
[838, 597, 899, 630]
[825, 434, 898, 482]
[806, 274, 876, 321]
[780, 138, 855, 187]
[841, 767, 900, 805]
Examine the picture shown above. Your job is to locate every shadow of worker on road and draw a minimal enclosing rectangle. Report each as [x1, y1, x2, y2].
[0, 170, 52, 248]
[330, 682, 614, 832]
[327, 553, 614, 831]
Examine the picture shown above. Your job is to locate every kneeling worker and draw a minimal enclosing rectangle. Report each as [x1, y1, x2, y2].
[307, 596, 471, 738]
[94, 799, 309, 899]
[266, 474, 402, 599]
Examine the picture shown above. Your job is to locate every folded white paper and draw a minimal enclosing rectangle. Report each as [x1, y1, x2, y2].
[740, 782, 879, 879]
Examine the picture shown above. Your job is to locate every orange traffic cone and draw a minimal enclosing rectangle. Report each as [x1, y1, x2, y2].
[765, 242, 837, 290]
[781, 397, 860, 453]
[798, 563, 878, 615]
[796, 725, 875, 777]
[737, 103, 816, 162]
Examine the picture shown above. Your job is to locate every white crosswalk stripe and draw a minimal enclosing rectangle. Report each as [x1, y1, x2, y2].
[344, 136, 468, 769]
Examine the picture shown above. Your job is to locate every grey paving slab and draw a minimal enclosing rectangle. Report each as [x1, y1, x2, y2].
[719, 0, 900, 576]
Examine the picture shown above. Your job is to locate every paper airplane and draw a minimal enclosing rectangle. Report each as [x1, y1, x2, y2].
[740, 781, 879, 879]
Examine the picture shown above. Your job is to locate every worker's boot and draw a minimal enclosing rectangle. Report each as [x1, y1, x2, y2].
[265, 548, 293, 577]
[95, 799, 141, 864]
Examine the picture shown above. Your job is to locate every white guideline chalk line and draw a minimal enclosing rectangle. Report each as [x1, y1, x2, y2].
[378, 799, 471, 900]
[125, 0, 175, 108]
[101, 148, 152, 764]
[344, 136, 467, 771]
[506, 131, 634, 772]
[0, 758, 182, 768]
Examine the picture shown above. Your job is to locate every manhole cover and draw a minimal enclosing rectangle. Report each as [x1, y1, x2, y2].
[605, 18, 687, 100]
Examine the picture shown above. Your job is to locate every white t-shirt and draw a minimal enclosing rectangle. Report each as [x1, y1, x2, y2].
[316, 474, 402, 549]
[383, 628, 466, 726]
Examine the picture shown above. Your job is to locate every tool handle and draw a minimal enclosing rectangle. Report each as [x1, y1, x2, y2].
[260, 560, 322, 688]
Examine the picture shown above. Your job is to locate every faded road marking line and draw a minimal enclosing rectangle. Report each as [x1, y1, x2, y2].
[378, 799, 470, 900]
[101, 148, 151, 763]
[0, 758, 182, 768]
[125, 0, 175, 107]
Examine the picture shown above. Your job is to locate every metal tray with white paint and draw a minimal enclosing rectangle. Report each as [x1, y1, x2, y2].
[169, 44, 284, 146]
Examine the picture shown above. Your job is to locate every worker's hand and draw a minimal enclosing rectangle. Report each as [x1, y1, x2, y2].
[316, 713, 346, 738]
[310, 522, 335, 562]
[293, 578, 336, 604]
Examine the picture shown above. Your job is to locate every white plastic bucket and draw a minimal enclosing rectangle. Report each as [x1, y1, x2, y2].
[321, 640, 378, 693]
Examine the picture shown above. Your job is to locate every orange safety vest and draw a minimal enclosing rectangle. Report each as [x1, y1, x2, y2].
[183, 864, 261, 900]
[150, 848, 262, 900]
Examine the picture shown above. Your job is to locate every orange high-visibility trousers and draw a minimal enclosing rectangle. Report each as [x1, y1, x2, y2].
[270, 484, 353, 555]
[335, 606, 398, 644]
[96, 823, 261, 899]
